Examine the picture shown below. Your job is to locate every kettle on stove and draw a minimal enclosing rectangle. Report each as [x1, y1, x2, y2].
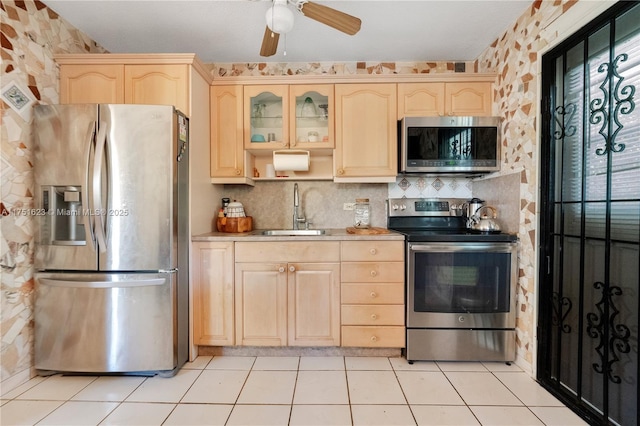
[468, 205, 502, 233]
[463, 198, 485, 229]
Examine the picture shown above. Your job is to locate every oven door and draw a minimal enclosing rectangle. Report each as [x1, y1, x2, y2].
[407, 242, 517, 329]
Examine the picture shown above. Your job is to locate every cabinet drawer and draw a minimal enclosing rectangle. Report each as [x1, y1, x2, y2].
[341, 241, 404, 262]
[341, 262, 404, 283]
[341, 305, 404, 326]
[341, 326, 405, 348]
[341, 283, 404, 304]
[236, 241, 340, 263]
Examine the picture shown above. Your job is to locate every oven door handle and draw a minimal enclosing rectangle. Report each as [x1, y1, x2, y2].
[408, 242, 517, 253]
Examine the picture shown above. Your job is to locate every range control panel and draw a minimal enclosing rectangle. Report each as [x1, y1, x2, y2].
[387, 198, 468, 217]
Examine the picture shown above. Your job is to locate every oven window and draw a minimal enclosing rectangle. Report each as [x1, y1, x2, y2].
[413, 251, 511, 313]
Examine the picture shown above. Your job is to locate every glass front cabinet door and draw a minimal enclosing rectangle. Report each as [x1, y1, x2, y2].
[289, 84, 334, 150]
[244, 85, 289, 150]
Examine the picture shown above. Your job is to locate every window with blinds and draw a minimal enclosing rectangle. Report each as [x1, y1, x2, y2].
[557, 5, 640, 243]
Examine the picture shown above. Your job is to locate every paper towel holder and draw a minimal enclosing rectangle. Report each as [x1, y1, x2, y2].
[273, 150, 310, 172]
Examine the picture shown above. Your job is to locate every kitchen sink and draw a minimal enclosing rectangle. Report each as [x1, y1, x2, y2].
[259, 229, 327, 236]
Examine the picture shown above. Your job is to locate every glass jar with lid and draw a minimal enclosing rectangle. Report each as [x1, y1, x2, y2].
[354, 198, 370, 229]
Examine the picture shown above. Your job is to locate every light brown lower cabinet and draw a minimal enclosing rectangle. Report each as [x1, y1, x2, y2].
[341, 240, 406, 348]
[192, 242, 235, 346]
[193, 239, 405, 349]
[234, 242, 341, 346]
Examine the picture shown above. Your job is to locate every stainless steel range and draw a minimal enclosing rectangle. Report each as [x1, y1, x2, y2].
[387, 198, 518, 363]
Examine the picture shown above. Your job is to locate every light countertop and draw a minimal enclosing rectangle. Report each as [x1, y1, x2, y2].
[192, 228, 406, 242]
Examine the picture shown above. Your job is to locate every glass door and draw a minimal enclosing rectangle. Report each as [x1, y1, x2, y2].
[244, 85, 288, 150]
[289, 84, 334, 150]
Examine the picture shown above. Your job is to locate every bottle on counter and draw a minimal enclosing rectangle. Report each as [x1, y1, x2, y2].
[354, 198, 370, 229]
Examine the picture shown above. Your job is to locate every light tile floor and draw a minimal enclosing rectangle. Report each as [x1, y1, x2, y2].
[0, 356, 588, 426]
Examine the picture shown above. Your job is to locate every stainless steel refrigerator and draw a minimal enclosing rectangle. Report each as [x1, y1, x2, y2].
[33, 104, 189, 376]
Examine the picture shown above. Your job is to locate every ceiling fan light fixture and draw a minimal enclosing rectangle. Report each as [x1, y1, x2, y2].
[265, 4, 294, 34]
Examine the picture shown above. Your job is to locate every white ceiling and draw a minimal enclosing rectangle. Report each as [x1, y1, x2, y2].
[43, 0, 532, 63]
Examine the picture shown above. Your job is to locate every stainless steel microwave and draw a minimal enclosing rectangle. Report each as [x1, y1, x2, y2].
[399, 116, 501, 174]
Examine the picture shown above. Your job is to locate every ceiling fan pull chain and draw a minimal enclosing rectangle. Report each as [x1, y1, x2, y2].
[283, 33, 287, 56]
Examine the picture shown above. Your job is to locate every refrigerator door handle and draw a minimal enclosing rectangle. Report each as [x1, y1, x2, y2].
[84, 121, 97, 251]
[93, 122, 108, 253]
[40, 277, 165, 289]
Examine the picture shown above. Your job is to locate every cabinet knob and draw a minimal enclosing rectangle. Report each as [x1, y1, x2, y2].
[369, 248, 377, 255]
[371, 314, 378, 320]
[370, 270, 377, 277]
[278, 266, 285, 273]
[235, 169, 241, 175]
[370, 292, 378, 298]
[370, 335, 378, 342]
[289, 265, 296, 272]
[337, 169, 345, 175]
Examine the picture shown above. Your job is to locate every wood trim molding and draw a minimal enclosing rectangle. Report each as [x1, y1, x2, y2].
[210, 73, 498, 86]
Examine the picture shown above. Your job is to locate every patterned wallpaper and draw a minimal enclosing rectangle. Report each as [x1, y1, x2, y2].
[0, 0, 107, 391]
[475, 0, 578, 369]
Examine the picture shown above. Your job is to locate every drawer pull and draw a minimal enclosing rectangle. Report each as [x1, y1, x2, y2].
[289, 265, 296, 272]
[278, 266, 285, 273]
[371, 314, 378, 320]
[370, 292, 378, 298]
[369, 248, 377, 255]
[370, 335, 378, 342]
[370, 270, 377, 277]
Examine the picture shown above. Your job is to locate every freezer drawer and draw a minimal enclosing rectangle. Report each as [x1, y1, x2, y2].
[35, 272, 177, 374]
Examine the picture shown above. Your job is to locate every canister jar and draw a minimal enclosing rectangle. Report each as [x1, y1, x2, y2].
[354, 198, 370, 229]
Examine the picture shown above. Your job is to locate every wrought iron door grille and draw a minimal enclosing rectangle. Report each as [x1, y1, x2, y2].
[539, 2, 640, 426]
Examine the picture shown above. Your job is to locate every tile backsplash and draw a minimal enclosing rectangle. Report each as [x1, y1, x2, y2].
[219, 176, 474, 231]
[388, 175, 473, 199]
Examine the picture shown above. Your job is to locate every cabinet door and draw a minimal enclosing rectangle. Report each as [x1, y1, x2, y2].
[334, 84, 397, 180]
[59, 64, 125, 104]
[397, 83, 445, 118]
[192, 242, 234, 346]
[445, 82, 493, 116]
[210, 85, 245, 179]
[235, 262, 288, 346]
[289, 84, 334, 149]
[244, 85, 289, 150]
[288, 262, 340, 346]
[124, 64, 190, 114]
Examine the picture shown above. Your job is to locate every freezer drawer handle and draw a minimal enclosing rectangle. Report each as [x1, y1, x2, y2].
[40, 278, 165, 289]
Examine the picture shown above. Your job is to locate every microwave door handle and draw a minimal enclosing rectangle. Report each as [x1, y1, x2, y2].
[92, 122, 107, 253]
[83, 121, 97, 252]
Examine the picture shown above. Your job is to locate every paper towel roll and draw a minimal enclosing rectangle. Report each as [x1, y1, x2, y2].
[273, 150, 310, 171]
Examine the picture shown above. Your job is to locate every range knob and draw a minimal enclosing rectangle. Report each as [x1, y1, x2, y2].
[392, 204, 399, 210]
[400, 204, 407, 211]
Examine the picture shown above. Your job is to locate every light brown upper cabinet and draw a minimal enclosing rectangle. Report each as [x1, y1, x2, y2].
[210, 85, 246, 182]
[123, 64, 189, 114]
[289, 84, 334, 150]
[243, 85, 289, 151]
[59, 62, 190, 114]
[59, 64, 125, 104]
[56, 54, 211, 118]
[334, 84, 398, 182]
[397, 81, 493, 118]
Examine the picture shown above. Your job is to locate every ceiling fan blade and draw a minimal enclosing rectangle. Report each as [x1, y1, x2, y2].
[300, 1, 361, 36]
[260, 26, 280, 57]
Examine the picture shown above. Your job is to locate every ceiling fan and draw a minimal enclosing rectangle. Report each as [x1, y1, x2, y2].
[259, 0, 362, 57]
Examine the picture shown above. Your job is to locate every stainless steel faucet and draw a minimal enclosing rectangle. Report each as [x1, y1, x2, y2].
[293, 183, 306, 229]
